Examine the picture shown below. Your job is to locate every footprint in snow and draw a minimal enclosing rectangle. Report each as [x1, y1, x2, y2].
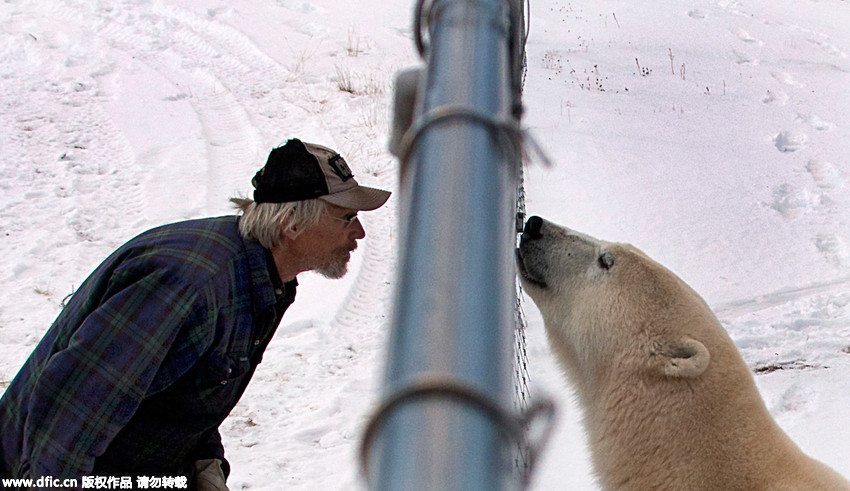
[733, 49, 759, 65]
[731, 27, 763, 46]
[771, 71, 805, 88]
[768, 183, 823, 219]
[797, 113, 835, 132]
[774, 130, 807, 153]
[806, 160, 845, 190]
[814, 234, 850, 267]
[806, 36, 846, 58]
[762, 89, 789, 106]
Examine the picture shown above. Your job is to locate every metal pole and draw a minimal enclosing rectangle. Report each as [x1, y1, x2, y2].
[369, 0, 523, 488]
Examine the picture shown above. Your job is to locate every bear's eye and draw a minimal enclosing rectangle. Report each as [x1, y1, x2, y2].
[598, 251, 615, 270]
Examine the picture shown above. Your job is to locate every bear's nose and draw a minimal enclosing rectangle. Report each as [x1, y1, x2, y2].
[523, 216, 543, 240]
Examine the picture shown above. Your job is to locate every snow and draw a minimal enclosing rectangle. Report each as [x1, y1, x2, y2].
[0, 0, 848, 489]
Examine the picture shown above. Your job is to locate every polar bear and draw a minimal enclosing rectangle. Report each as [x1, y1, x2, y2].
[516, 216, 849, 490]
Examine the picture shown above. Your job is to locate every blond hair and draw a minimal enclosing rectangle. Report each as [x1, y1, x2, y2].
[230, 196, 326, 248]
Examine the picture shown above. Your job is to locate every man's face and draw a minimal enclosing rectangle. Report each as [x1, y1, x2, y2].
[293, 203, 366, 279]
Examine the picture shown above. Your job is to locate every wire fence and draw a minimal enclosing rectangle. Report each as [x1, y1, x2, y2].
[512, 163, 533, 479]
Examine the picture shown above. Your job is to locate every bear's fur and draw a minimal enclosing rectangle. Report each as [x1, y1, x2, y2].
[517, 216, 849, 490]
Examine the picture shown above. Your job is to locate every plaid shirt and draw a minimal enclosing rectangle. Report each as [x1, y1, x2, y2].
[0, 216, 295, 483]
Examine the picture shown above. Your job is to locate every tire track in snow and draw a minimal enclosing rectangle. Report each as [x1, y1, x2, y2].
[715, 275, 850, 319]
[92, 4, 262, 214]
[0, 4, 148, 347]
[148, 4, 289, 208]
[147, 3, 337, 205]
[1, 4, 145, 265]
[715, 275, 850, 372]
[45, 0, 325, 215]
[36, 1, 244, 215]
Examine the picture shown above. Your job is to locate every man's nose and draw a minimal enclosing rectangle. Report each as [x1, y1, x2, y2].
[351, 217, 366, 240]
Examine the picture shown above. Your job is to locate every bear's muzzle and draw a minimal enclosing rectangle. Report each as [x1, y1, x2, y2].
[517, 216, 548, 288]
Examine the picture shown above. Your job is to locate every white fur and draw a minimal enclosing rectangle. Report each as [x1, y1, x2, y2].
[518, 218, 849, 490]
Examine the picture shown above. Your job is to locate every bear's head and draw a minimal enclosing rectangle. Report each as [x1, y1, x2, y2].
[516, 217, 848, 490]
[516, 216, 713, 388]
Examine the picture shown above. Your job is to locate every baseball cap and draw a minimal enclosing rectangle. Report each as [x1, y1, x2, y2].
[251, 139, 391, 211]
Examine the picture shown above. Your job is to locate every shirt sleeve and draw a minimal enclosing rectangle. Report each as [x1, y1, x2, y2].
[21, 268, 206, 480]
[196, 430, 230, 479]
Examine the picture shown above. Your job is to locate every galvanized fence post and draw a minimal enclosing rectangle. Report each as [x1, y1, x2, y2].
[361, 0, 531, 488]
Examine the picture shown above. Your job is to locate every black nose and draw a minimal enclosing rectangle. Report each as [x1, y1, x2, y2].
[523, 216, 543, 239]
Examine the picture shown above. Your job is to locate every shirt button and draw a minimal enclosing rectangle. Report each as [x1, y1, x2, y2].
[275, 288, 283, 296]
[254, 340, 260, 346]
[220, 380, 228, 385]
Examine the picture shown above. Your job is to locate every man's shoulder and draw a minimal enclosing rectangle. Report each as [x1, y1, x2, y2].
[129, 216, 241, 252]
[143, 215, 240, 239]
[114, 216, 251, 279]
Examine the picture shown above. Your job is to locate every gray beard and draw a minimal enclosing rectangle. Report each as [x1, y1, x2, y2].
[315, 254, 349, 279]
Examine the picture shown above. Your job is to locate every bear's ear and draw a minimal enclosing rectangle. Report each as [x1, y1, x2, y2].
[652, 337, 710, 378]
[598, 251, 615, 270]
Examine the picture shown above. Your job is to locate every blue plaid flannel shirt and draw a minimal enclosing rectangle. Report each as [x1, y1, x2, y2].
[0, 216, 296, 483]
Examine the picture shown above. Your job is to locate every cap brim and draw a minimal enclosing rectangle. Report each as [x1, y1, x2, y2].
[319, 185, 391, 211]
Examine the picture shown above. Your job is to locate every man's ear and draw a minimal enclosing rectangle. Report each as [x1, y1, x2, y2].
[282, 225, 299, 240]
[651, 337, 710, 378]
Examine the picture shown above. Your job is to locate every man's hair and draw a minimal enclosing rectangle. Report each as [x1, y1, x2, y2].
[230, 196, 326, 248]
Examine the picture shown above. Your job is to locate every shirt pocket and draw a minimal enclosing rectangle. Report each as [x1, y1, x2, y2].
[204, 351, 252, 388]
[182, 351, 254, 418]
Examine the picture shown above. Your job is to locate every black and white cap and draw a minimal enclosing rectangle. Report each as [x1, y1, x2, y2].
[252, 139, 390, 211]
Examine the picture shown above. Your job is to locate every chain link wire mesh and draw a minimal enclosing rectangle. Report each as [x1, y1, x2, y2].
[512, 162, 533, 482]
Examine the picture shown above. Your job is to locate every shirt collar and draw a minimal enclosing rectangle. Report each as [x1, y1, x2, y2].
[242, 233, 286, 312]
[264, 248, 297, 303]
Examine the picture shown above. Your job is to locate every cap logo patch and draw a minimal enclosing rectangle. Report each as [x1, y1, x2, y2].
[328, 153, 354, 181]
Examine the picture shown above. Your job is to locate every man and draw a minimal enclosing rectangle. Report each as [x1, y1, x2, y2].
[0, 139, 390, 490]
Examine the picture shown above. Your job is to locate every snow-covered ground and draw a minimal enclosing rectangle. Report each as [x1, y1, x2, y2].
[1, 0, 848, 489]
